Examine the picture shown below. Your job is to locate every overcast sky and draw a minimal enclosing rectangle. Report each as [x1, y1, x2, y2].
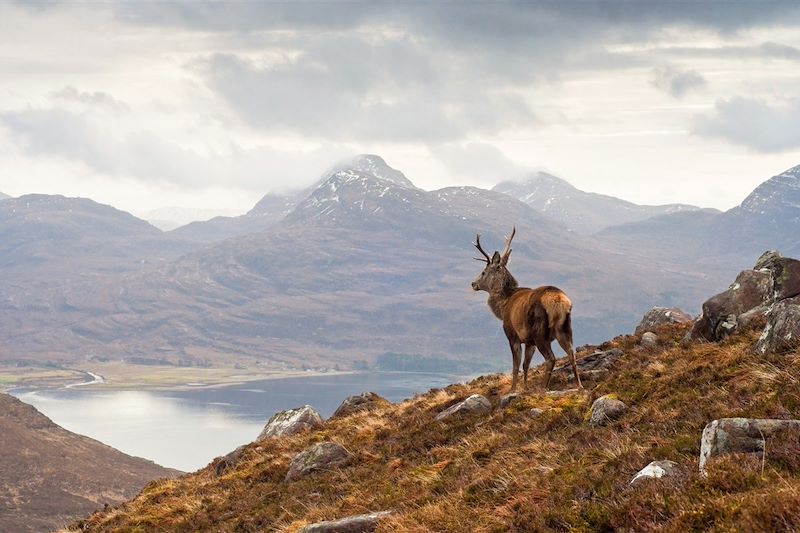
[1, 1, 800, 218]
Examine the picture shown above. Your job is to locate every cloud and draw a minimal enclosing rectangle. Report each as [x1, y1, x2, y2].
[692, 96, 800, 152]
[0, 107, 350, 193]
[51, 86, 130, 112]
[650, 66, 707, 98]
[433, 143, 526, 184]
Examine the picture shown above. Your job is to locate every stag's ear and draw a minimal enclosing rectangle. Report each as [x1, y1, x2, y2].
[491, 251, 501, 264]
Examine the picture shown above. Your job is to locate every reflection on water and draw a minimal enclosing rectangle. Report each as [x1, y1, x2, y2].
[12, 372, 469, 472]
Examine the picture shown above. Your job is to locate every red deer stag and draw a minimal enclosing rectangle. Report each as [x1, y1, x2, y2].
[471, 228, 582, 391]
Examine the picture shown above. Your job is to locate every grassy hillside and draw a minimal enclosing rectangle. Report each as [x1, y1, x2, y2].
[67, 324, 800, 532]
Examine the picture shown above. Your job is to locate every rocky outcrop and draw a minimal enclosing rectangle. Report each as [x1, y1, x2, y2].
[688, 269, 773, 342]
[331, 392, 389, 419]
[630, 460, 682, 485]
[258, 405, 324, 440]
[435, 394, 491, 421]
[699, 418, 800, 472]
[298, 511, 392, 533]
[588, 395, 629, 427]
[754, 296, 800, 355]
[635, 307, 693, 335]
[214, 445, 247, 476]
[685, 251, 800, 349]
[554, 348, 622, 383]
[285, 442, 353, 481]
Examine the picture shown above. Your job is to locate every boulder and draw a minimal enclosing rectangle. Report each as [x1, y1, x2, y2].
[767, 256, 800, 301]
[688, 269, 773, 342]
[214, 444, 247, 476]
[699, 418, 800, 472]
[630, 460, 682, 485]
[258, 405, 324, 440]
[736, 305, 770, 332]
[331, 392, 389, 419]
[499, 393, 520, 409]
[754, 296, 800, 355]
[435, 394, 491, 421]
[635, 307, 693, 335]
[299, 511, 392, 533]
[554, 348, 622, 380]
[285, 442, 353, 481]
[588, 394, 629, 427]
[640, 332, 658, 348]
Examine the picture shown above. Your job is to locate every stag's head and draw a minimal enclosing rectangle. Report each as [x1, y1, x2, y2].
[471, 227, 518, 293]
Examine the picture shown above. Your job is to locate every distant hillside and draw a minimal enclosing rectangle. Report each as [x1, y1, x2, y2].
[494, 172, 713, 234]
[0, 393, 178, 533]
[598, 164, 800, 263]
[143, 207, 241, 231]
[0, 194, 193, 276]
[0, 192, 9, 201]
[67, 324, 800, 532]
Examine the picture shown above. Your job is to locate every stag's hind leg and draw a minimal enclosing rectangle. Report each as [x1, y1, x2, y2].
[536, 339, 557, 390]
[556, 315, 583, 389]
[523, 344, 536, 389]
[508, 340, 522, 391]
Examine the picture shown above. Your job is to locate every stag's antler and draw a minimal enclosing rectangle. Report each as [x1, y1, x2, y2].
[473, 233, 491, 263]
[500, 226, 516, 265]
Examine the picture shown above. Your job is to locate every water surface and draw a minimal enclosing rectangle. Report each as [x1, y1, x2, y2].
[13, 371, 468, 471]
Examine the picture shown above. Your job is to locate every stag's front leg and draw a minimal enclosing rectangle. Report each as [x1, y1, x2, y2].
[523, 344, 535, 389]
[509, 341, 522, 391]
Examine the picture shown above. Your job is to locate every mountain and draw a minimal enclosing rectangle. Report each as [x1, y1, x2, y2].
[494, 171, 713, 234]
[0, 393, 178, 533]
[0, 192, 9, 201]
[0, 163, 717, 369]
[170, 154, 409, 243]
[0, 194, 193, 277]
[143, 207, 241, 231]
[66, 324, 800, 532]
[598, 164, 800, 264]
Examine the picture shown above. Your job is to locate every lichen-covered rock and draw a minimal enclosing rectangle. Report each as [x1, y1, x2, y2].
[258, 405, 324, 440]
[630, 460, 682, 485]
[331, 392, 389, 419]
[588, 394, 629, 427]
[299, 511, 392, 533]
[635, 307, 693, 335]
[214, 444, 247, 476]
[435, 394, 491, 421]
[285, 442, 353, 481]
[699, 418, 800, 472]
[754, 296, 800, 355]
[687, 269, 773, 342]
[499, 393, 520, 409]
[767, 257, 800, 301]
[640, 332, 658, 348]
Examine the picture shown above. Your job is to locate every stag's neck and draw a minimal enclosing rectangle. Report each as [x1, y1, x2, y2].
[487, 286, 519, 320]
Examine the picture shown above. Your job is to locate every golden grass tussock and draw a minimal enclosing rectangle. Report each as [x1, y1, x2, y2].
[67, 325, 800, 532]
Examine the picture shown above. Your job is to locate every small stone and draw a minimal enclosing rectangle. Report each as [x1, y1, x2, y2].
[529, 408, 544, 418]
[258, 405, 324, 440]
[554, 349, 622, 376]
[499, 393, 520, 408]
[435, 394, 491, 421]
[299, 511, 392, 533]
[331, 392, 389, 419]
[588, 394, 629, 427]
[546, 388, 582, 398]
[640, 332, 658, 348]
[285, 442, 353, 481]
[630, 460, 682, 485]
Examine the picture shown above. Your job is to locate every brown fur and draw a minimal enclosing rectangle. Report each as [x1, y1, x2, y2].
[472, 231, 582, 391]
